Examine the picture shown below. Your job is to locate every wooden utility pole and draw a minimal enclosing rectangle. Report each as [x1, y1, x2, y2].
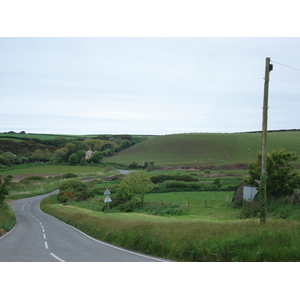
[260, 57, 273, 224]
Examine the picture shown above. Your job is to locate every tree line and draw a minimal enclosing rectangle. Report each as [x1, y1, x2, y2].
[0, 135, 146, 167]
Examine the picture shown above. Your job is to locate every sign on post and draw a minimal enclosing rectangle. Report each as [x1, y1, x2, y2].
[104, 188, 112, 209]
[104, 188, 111, 195]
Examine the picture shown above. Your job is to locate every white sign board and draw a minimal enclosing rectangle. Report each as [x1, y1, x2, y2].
[104, 195, 112, 203]
[104, 188, 111, 195]
[243, 186, 258, 201]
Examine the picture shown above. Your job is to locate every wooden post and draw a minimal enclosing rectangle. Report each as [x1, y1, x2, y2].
[260, 57, 272, 225]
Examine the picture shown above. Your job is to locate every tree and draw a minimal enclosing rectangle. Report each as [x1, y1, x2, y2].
[245, 148, 300, 199]
[0, 176, 9, 206]
[90, 151, 103, 163]
[119, 171, 154, 204]
[54, 147, 68, 163]
[68, 153, 80, 165]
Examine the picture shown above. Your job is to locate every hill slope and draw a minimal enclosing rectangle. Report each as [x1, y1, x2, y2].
[105, 131, 300, 168]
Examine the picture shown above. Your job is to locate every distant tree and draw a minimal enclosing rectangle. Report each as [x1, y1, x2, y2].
[245, 148, 300, 199]
[118, 140, 132, 151]
[213, 178, 222, 189]
[68, 153, 80, 165]
[142, 160, 148, 169]
[119, 171, 154, 204]
[32, 149, 51, 162]
[52, 137, 68, 147]
[127, 162, 140, 169]
[91, 151, 103, 163]
[54, 148, 68, 163]
[148, 161, 155, 169]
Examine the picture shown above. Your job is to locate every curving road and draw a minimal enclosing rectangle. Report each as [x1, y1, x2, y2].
[0, 191, 166, 262]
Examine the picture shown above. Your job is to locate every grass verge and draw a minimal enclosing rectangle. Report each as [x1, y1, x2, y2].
[0, 203, 16, 237]
[41, 194, 300, 262]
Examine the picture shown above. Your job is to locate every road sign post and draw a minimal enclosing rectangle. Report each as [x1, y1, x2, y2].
[104, 188, 112, 209]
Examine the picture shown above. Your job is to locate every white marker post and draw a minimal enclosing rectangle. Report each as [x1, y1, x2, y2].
[104, 188, 112, 209]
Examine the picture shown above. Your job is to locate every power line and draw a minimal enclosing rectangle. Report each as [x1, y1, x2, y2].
[271, 60, 300, 71]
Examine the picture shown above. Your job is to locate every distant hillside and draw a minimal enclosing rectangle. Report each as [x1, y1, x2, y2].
[104, 131, 300, 169]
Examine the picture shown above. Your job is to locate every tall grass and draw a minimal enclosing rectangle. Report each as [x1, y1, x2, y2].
[41, 195, 300, 261]
[0, 203, 16, 236]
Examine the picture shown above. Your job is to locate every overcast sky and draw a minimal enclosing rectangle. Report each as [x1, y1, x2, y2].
[1, 37, 299, 135]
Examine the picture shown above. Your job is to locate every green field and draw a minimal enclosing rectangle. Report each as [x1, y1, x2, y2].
[41, 193, 300, 262]
[104, 131, 300, 168]
[0, 164, 110, 176]
[2, 130, 300, 261]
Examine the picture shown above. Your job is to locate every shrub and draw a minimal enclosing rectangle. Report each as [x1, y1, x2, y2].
[152, 180, 210, 193]
[150, 174, 197, 184]
[117, 199, 140, 212]
[58, 191, 74, 205]
[58, 180, 91, 203]
[127, 162, 141, 169]
[62, 173, 78, 178]
[20, 176, 46, 183]
[238, 200, 260, 218]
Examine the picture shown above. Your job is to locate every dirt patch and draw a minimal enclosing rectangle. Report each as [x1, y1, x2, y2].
[7, 174, 62, 182]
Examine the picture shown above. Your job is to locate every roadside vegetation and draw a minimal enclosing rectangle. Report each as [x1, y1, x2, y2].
[0, 176, 15, 236]
[40, 148, 300, 261]
[1, 130, 300, 261]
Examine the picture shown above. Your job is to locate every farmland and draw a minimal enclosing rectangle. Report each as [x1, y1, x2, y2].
[104, 131, 300, 168]
[1, 130, 300, 261]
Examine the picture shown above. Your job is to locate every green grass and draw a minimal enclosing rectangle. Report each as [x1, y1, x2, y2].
[0, 203, 16, 236]
[41, 194, 300, 261]
[4, 166, 116, 200]
[3, 167, 300, 261]
[104, 131, 300, 168]
[0, 164, 114, 176]
[144, 191, 238, 220]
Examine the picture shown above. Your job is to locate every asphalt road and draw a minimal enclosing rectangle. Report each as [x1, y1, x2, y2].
[0, 191, 167, 262]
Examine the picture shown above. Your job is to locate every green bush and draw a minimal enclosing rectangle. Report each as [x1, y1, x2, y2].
[152, 180, 211, 193]
[0, 202, 16, 234]
[116, 199, 140, 212]
[58, 179, 91, 203]
[20, 175, 46, 184]
[150, 174, 197, 184]
[62, 173, 78, 178]
[127, 162, 141, 169]
[238, 200, 260, 218]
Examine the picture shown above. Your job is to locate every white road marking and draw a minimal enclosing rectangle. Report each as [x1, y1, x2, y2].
[40, 207, 166, 262]
[43, 233, 46, 240]
[50, 253, 65, 262]
[38, 192, 167, 262]
[45, 241, 49, 249]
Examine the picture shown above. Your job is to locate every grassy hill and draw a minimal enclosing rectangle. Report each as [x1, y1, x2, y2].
[104, 131, 300, 168]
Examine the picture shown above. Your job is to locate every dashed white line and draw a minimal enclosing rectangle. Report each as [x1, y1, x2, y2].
[43, 233, 46, 240]
[45, 241, 49, 249]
